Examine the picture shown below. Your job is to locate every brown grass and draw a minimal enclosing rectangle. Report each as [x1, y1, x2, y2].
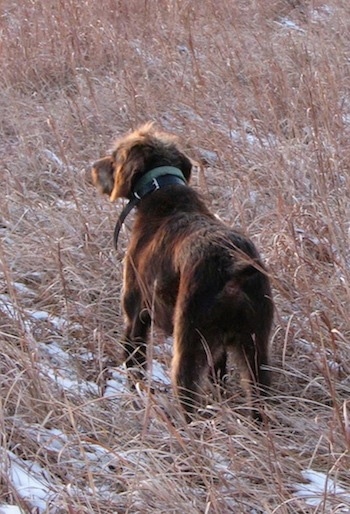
[1, 0, 350, 512]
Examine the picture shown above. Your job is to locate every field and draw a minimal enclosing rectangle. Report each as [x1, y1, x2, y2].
[0, 0, 350, 512]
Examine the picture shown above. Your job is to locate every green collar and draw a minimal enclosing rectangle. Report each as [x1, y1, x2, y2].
[113, 166, 187, 249]
[134, 166, 186, 193]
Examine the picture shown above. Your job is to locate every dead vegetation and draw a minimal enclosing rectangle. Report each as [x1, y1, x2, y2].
[0, 0, 350, 512]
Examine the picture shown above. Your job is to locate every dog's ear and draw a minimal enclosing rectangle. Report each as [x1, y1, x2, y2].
[91, 157, 115, 197]
[109, 146, 146, 201]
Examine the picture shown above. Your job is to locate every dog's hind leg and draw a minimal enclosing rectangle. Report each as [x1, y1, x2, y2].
[235, 331, 270, 420]
[171, 322, 210, 420]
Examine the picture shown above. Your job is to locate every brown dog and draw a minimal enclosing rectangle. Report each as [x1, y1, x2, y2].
[92, 123, 273, 420]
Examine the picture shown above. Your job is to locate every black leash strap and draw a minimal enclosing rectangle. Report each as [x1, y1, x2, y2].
[113, 174, 186, 250]
[113, 197, 139, 250]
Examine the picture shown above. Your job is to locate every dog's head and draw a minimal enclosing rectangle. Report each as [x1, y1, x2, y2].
[92, 123, 192, 201]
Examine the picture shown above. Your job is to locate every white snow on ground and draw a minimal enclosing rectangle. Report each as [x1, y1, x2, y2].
[104, 360, 171, 397]
[0, 428, 125, 512]
[103, 367, 129, 396]
[23, 424, 120, 474]
[42, 149, 64, 168]
[0, 294, 22, 323]
[40, 344, 169, 397]
[294, 469, 350, 511]
[11, 282, 36, 297]
[0, 449, 59, 513]
[55, 198, 77, 209]
[277, 17, 305, 33]
[310, 5, 335, 23]
[0, 292, 82, 334]
[149, 360, 171, 386]
[43, 366, 99, 395]
[0, 506, 24, 514]
[37, 341, 99, 395]
[42, 148, 77, 174]
[229, 127, 277, 149]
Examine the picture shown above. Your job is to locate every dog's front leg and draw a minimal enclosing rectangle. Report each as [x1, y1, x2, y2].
[122, 257, 151, 380]
[122, 289, 150, 374]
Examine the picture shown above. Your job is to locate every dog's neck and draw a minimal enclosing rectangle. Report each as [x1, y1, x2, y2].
[132, 166, 186, 199]
[114, 166, 187, 249]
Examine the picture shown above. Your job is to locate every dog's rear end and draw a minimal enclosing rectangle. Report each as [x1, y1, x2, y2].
[170, 229, 273, 419]
[92, 123, 273, 421]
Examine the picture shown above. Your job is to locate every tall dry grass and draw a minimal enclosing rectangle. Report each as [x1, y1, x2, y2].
[0, 0, 350, 512]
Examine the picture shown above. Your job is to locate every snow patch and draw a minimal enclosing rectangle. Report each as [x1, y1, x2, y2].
[197, 147, 218, 164]
[104, 360, 170, 398]
[294, 469, 350, 510]
[55, 198, 77, 209]
[0, 292, 82, 335]
[42, 149, 64, 168]
[38, 342, 99, 395]
[0, 449, 59, 513]
[150, 360, 171, 386]
[277, 18, 305, 33]
[104, 368, 129, 397]
[0, 507, 25, 514]
[42, 149, 76, 173]
[11, 282, 36, 297]
[310, 5, 335, 23]
[229, 128, 277, 148]
[43, 367, 99, 394]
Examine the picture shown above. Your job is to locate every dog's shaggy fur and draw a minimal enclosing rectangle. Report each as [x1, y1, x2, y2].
[92, 123, 274, 420]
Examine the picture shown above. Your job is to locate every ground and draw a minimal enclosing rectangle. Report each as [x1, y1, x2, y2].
[0, 1, 350, 512]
